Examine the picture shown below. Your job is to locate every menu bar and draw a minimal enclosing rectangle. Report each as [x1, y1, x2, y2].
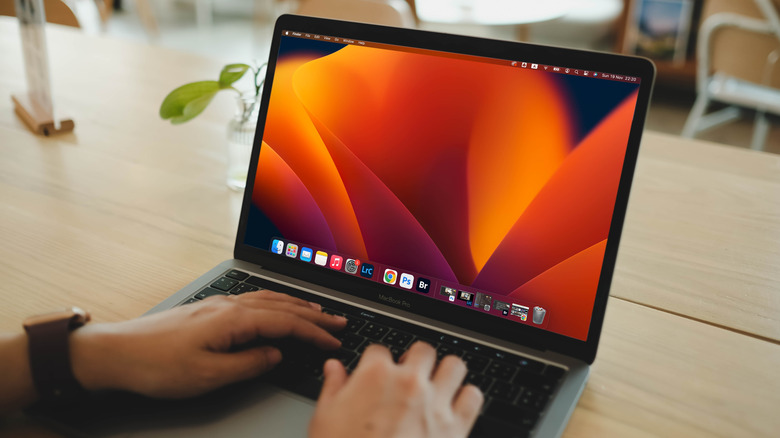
[282, 30, 641, 84]
[510, 60, 640, 83]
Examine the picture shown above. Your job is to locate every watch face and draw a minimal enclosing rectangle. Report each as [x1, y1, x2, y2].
[23, 307, 91, 328]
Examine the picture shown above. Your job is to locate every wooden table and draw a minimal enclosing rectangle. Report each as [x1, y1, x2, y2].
[415, 0, 570, 25]
[1, 18, 779, 437]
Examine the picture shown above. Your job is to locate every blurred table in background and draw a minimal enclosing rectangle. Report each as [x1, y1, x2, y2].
[416, 0, 571, 39]
[1, 17, 779, 438]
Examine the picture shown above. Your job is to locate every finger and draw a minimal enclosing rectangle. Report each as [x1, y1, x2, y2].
[453, 384, 484, 428]
[238, 300, 346, 331]
[205, 346, 283, 386]
[237, 290, 319, 310]
[247, 310, 342, 349]
[398, 341, 436, 376]
[318, 358, 348, 404]
[232, 291, 347, 331]
[432, 355, 468, 399]
[353, 343, 394, 371]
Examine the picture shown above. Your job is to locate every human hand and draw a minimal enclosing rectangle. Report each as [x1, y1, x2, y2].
[69, 291, 346, 398]
[309, 341, 484, 438]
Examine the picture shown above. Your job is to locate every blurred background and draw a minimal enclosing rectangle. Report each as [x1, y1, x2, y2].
[8, 0, 778, 153]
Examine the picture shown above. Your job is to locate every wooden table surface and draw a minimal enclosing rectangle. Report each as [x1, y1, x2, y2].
[1, 18, 779, 437]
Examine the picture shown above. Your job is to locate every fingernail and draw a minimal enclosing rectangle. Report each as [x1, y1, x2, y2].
[322, 358, 341, 376]
[334, 315, 347, 322]
[309, 302, 322, 311]
[267, 348, 282, 365]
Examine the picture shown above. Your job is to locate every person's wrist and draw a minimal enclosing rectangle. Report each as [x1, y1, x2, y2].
[0, 332, 38, 410]
[69, 323, 121, 392]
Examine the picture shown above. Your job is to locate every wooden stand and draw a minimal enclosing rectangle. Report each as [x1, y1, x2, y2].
[12, 0, 76, 137]
[12, 93, 74, 136]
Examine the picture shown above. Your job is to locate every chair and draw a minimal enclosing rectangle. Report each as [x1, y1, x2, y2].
[0, 0, 80, 27]
[682, 0, 780, 151]
[296, 0, 416, 28]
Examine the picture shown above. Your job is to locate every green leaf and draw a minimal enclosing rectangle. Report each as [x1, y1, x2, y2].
[159, 81, 220, 124]
[219, 64, 250, 88]
[170, 92, 219, 124]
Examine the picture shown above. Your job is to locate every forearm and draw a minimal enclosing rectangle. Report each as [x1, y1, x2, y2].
[0, 333, 37, 413]
[0, 325, 118, 415]
[0, 295, 345, 413]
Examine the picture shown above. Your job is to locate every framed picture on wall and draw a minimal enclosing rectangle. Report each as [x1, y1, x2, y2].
[624, 0, 694, 65]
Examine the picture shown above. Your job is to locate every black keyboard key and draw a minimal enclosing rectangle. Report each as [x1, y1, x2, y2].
[210, 277, 238, 291]
[346, 317, 366, 333]
[463, 353, 491, 373]
[355, 341, 396, 361]
[355, 340, 377, 354]
[389, 346, 405, 361]
[195, 287, 230, 300]
[225, 270, 249, 281]
[517, 389, 550, 413]
[230, 283, 260, 295]
[464, 343, 487, 355]
[299, 361, 323, 378]
[438, 334, 466, 347]
[464, 372, 494, 393]
[470, 416, 530, 438]
[516, 357, 545, 374]
[437, 345, 464, 360]
[336, 332, 365, 350]
[322, 307, 344, 316]
[327, 349, 357, 368]
[182, 298, 199, 305]
[384, 330, 413, 348]
[415, 337, 440, 349]
[486, 361, 517, 382]
[488, 382, 522, 402]
[245, 276, 266, 287]
[483, 400, 539, 430]
[514, 371, 557, 394]
[543, 365, 566, 381]
[359, 322, 389, 340]
[485, 348, 509, 362]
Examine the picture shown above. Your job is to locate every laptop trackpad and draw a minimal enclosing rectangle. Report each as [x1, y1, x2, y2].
[30, 380, 315, 437]
[124, 386, 315, 438]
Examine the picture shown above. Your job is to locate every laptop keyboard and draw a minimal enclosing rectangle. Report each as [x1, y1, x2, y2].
[184, 270, 567, 438]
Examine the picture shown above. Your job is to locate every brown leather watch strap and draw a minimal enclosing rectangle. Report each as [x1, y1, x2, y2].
[23, 309, 90, 402]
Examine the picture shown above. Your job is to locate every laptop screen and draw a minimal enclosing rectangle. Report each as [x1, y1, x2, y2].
[244, 29, 642, 342]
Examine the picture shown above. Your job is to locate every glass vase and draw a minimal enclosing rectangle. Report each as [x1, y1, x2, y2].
[226, 93, 260, 191]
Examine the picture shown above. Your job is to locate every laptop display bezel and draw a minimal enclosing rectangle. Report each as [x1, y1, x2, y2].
[235, 14, 655, 364]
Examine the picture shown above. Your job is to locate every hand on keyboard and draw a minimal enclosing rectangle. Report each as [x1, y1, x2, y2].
[68, 291, 346, 399]
[309, 341, 484, 438]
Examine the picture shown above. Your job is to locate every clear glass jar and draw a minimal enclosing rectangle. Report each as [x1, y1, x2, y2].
[226, 93, 260, 191]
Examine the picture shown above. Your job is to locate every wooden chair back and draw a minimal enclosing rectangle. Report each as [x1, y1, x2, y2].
[0, 0, 80, 28]
[703, 0, 780, 87]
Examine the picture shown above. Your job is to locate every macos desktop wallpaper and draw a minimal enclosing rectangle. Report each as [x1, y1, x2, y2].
[245, 35, 640, 340]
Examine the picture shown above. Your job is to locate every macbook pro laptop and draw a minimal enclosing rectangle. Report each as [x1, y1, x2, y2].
[39, 14, 655, 438]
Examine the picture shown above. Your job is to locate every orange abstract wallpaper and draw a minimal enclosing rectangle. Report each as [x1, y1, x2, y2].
[246, 37, 640, 340]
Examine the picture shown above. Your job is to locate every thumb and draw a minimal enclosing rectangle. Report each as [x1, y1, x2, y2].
[318, 358, 347, 403]
[209, 346, 283, 386]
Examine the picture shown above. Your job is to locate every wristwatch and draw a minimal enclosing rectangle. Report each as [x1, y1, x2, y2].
[23, 307, 91, 402]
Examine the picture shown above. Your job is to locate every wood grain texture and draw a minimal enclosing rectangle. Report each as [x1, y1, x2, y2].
[568, 297, 780, 438]
[1, 18, 241, 331]
[614, 131, 780, 342]
[1, 18, 778, 437]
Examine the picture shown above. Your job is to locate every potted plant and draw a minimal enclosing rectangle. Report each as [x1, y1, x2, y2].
[160, 62, 266, 190]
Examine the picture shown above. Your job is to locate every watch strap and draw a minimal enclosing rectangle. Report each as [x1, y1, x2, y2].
[25, 315, 88, 402]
